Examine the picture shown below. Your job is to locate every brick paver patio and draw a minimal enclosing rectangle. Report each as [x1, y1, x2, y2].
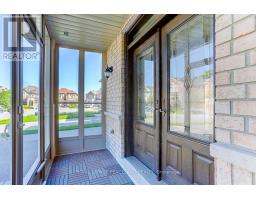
[46, 149, 134, 185]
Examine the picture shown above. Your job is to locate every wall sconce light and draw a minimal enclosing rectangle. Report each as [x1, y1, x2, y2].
[105, 64, 113, 79]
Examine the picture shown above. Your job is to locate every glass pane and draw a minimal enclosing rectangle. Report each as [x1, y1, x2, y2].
[21, 18, 41, 183]
[84, 104, 102, 136]
[136, 47, 154, 125]
[169, 25, 186, 133]
[0, 14, 12, 184]
[44, 26, 50, 150]
[58, 103, 79, 138]
[188, 15, 214, 141]
[84, 52, 102, 136]
[58, 48, 79, 138]
[168, 15, 214, 142]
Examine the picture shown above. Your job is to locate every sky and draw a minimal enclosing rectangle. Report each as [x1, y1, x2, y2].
[59, 48, 102, 93]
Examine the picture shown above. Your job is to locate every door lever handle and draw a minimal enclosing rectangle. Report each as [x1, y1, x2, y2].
[159, 108, 167, 115]
[18, 122, 25, 128]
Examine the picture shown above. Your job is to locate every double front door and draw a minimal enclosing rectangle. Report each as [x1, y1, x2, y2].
[133, 15, 214, 184]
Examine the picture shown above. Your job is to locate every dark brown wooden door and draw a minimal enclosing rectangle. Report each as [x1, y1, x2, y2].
[133, 33, 160, 173]
[160, 15, 214, 184]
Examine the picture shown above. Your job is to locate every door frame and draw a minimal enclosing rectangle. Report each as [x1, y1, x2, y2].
[54, 44, 106, 155]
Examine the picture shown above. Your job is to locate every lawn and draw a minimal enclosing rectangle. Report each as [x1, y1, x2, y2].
[0, 111, 100, 125]
[23, 122, 102, 135]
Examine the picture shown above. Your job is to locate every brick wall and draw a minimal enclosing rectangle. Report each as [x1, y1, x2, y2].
[212, 14, 256, 184]
[105, 15, 139, 159]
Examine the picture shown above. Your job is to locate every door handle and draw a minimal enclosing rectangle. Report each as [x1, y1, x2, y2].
[159, 108, 167, 116]
[18, 122, 25, 128]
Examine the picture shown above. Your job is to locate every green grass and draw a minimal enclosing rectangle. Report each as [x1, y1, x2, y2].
[0, 119, 10, 125]
[22, 123, 102, 135]
[23, 105, 33, 110]
[58, 123, 101, 131]
[0, 111, 100, 125]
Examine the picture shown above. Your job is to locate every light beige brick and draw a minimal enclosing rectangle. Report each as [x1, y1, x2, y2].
[216, 53, 245, 72]
[249, 118, 256, 134]
[216, 71, 230, 85]
[233, 32, 256, 53]
[215, 101, 230, 114]
[216, 85, 245, 99]
[215, 115, 244, 131]
[216, 27, 232, 45]
[232, 165, 253, 184]
[216, 15, 232, 31]
[215, 159, 232, 184]
[215, 42, 230, 59]
[215, 128, 231, 143]
[232, 132, 256, 151]
[233, 14, 250, 22]
[249, 50, 256, 65]
[233, 66, 256, 83]
[233, 15, 255, 38]
[233, 101, 256, 116]
[248, 84, 256, 98]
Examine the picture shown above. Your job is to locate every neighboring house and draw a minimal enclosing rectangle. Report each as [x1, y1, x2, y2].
[23, 85, 39, 108]
[85, 90, 101, 103]
[59, 88, 78, 102]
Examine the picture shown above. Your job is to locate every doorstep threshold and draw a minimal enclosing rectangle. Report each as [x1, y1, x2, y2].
[115, 156, 167, 185]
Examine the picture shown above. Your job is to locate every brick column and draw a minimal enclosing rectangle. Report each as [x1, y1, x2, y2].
[211, 14, 256, 185]
[105, 15, 140, 159]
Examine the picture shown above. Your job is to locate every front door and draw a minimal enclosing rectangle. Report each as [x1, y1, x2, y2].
[161, 15, 214, 184]
[133, 33, 160, 173]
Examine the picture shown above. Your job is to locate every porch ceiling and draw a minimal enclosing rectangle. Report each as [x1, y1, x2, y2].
[45, 14, 130, 51]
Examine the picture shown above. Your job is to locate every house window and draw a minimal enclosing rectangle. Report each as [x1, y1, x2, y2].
[169, 15, 214, 142]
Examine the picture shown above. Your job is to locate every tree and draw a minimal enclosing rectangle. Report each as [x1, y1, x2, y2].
[0, 89, 11, 112]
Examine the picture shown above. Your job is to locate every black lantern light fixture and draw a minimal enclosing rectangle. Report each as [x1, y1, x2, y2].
[105, 64, 113, 79]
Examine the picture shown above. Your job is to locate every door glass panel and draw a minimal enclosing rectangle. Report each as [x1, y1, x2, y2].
[58, 48, 79, 138]
[136, 47, 155, 126]
[169, 25, 186, 133]
[0, 14, 12, 184]
[44, 26, 50, 150]
[21, 18, 41, 182]
[188, 15, 214, 141]
[84, 52, 102, 136]
[58, 103, 79, 138]
[168, 15, 214, 142]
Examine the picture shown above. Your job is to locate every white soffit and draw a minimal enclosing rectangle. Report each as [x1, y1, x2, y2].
[45, 14, 130, 51]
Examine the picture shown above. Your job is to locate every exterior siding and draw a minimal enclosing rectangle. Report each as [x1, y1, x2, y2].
[105, 15, 139, 158]
[212, 14, 256, 185]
